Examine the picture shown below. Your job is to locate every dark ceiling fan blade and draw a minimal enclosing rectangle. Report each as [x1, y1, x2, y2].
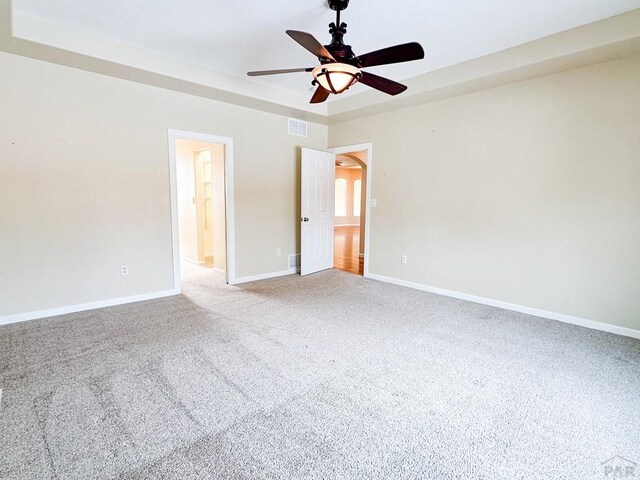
[247, 67, 314, 77]
[286, 30, 336, 62]
[310, 86, 330, 104]
[359, 71, 407, 96]
[352, 42, 424, 68]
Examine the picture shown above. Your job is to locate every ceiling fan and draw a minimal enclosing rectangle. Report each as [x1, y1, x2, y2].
[247, 0, 425, 104]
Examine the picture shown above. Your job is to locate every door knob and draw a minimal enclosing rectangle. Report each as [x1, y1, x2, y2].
[301, 217, 309, 222]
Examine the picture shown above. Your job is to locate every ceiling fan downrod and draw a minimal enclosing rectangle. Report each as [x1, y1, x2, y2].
[329, 0, 349, 26]
[325, 0, 354, 63]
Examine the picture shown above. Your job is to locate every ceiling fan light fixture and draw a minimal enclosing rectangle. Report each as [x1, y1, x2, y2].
[312, 63, 361, 94]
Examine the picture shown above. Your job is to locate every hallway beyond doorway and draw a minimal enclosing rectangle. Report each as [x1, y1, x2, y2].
[334, 225, 363, 275]
[169, 129, 236, 286]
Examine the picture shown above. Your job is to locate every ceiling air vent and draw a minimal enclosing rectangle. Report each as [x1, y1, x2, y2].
[288, 118, 307, 138]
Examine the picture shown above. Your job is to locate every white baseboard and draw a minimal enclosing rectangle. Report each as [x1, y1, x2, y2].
[366, 273, 640, 340]
[0, 289, 180, 326]
[180, 257, 204, 266]
[232, 268, 297, 285]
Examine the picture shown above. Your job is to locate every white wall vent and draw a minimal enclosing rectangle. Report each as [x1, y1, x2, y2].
[288, 118, 308, 138]
[288, 253, 301, 271]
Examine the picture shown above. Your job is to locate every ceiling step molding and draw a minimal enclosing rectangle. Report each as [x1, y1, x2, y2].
[328, 8, 640, 123]
[1, 3, 329, 124]
[1, 1, 639, 125]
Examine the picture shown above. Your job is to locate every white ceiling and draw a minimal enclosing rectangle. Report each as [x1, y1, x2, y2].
[336, 154, 363, 168]
[14, 0, 640, 100]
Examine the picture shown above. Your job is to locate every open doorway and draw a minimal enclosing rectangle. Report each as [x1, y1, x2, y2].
[299, 143, 371, 278]
[176, 139, 226, 271]
[168, 130, 236, 290]
[333, 150, 367, 276]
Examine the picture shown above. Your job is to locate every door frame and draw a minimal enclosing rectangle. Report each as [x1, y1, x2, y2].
[328, 143, 372, 277]
[167, 129, 236, 288]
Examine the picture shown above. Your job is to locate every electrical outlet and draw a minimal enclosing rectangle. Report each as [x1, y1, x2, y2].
[276, 248, 282, 257]
[121, 265, 129, 276]
[401, 254, 408, 264]
[370, 199, 378, 207]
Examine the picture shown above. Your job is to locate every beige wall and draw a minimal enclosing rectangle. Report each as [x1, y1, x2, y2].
[1, 46, 638, 333]
[0, 51, 327, 316]
[330, 53, 640, 331]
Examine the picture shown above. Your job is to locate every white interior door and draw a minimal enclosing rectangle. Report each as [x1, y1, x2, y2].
[301, 147, 335, 276]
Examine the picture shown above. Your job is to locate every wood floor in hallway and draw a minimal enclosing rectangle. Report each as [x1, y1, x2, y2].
[334, 225, 363, 275]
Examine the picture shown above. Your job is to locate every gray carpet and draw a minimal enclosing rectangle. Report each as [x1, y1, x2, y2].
[0, 266, 638, 479]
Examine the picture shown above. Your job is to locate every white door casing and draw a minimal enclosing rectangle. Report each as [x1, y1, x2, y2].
[301, 148, 335, 276]
[167, 129, 236, 286]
